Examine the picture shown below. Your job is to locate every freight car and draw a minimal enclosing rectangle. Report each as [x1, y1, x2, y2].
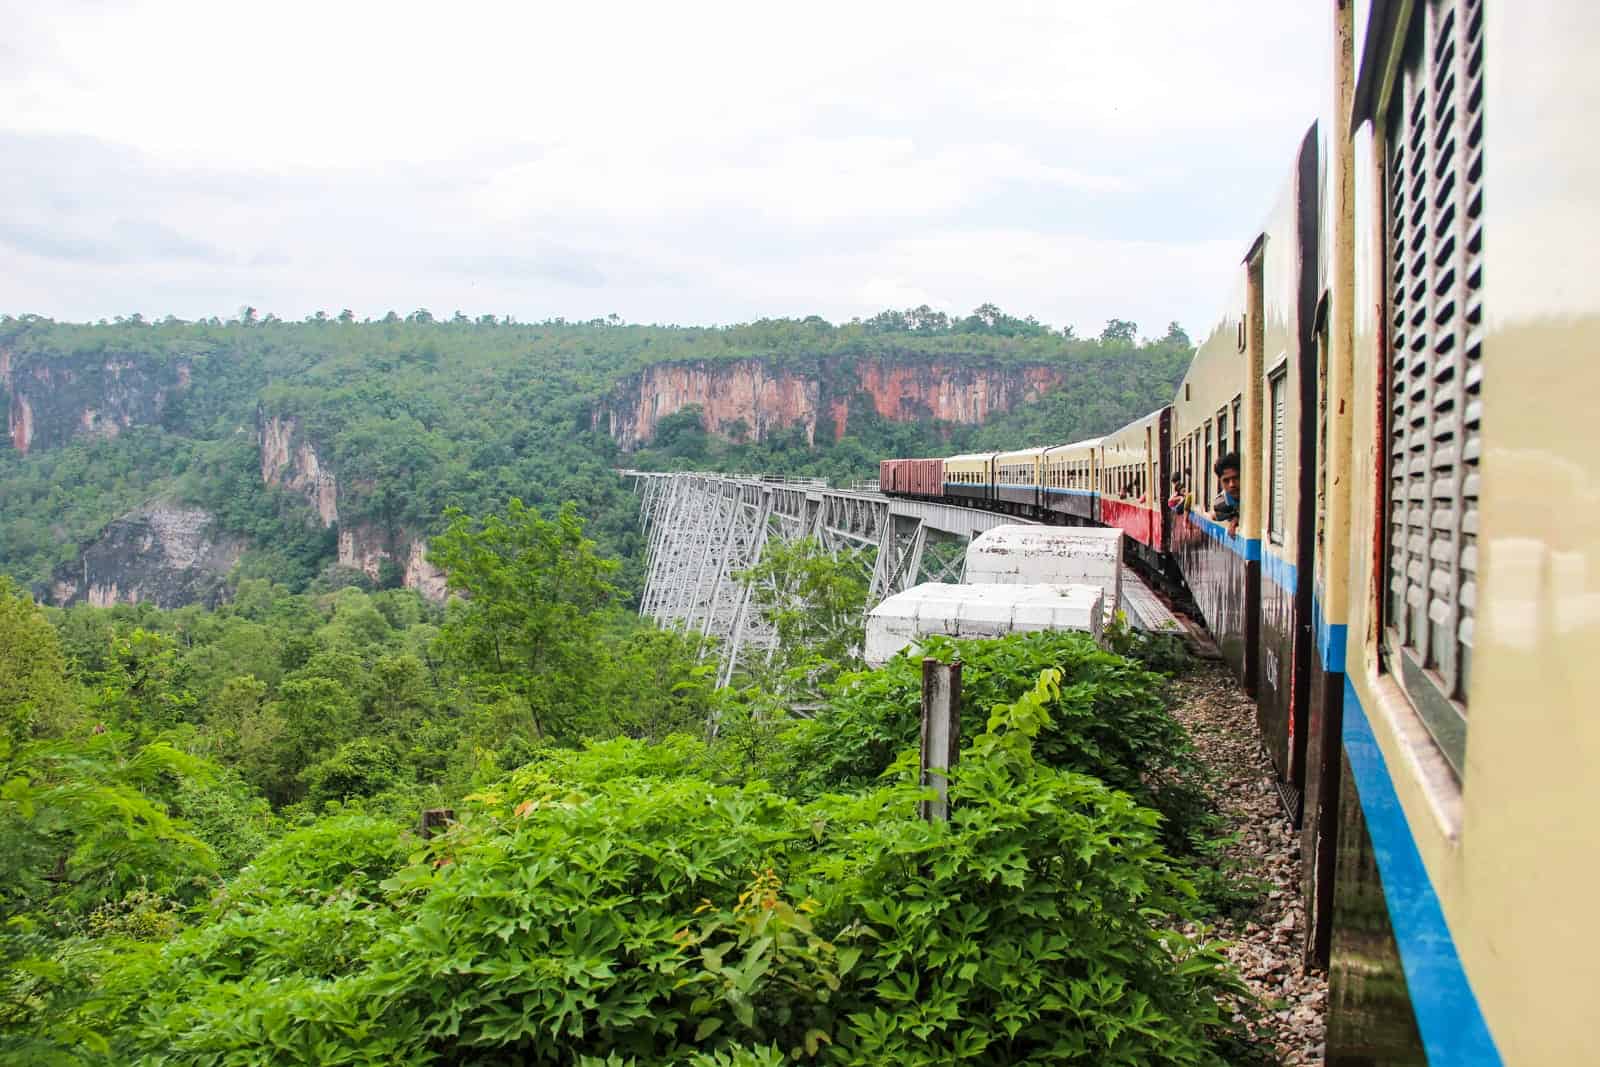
[878, 2, 1600, 1060]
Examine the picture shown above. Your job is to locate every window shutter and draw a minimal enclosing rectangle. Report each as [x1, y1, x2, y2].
[1270, 373, 1287, 543]
[1383, 0, 1483, 754]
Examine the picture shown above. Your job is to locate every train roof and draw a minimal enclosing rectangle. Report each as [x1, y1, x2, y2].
[944, 451, 998, 464]
[1044, 436, 1104, 452]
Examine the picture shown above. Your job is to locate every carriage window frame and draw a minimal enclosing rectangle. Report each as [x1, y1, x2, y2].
[1267, 364, 1289, 546]
[1376, 0, 1481, 780]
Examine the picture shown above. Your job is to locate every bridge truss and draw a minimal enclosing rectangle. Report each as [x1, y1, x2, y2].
[625, 471, 1032, 686]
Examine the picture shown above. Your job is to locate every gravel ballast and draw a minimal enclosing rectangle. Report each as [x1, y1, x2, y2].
[1170, 661, 1329, 1065]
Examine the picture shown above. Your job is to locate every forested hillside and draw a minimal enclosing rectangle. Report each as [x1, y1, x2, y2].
[0, 309, 1191, 604]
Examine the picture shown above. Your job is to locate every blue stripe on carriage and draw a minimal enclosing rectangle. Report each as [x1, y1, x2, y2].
[1341, 681, 1502, 1065]
[1312, 592, 1347, 674]
[1185, 510, 1261, 562]
[1261, 549, 1297, 594]
[1044, 487, 1098, 498]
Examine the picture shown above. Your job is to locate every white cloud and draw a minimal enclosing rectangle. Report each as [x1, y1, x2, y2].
[0, 0, 1332, 333]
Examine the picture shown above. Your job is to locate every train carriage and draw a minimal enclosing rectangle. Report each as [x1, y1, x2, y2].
[1095, 407, 1170, 558]
[1171, 285, 1255, 684]
[942, 452, 996, 506]
[876, 5, 1600, 1058]
[1041, 436, 1101, 523]
[1255, 127, 1321, 821]
[878, 457, 943, 499]
[994, 446, 1045, 512]
[1313, 1, 1600, 1061]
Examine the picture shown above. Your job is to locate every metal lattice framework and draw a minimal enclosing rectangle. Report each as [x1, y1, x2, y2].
[625, 471, 1033, 685]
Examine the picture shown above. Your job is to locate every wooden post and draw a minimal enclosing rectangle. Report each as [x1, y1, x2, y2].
[919, 658, 962, 822]
[419, 808, 455, 840]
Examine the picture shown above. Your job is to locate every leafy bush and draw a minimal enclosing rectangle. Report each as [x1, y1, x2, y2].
[300, 737, 406, 806]
[215, 814, 411, 911]
[778, 632, 1213, 853]
[77, 677, 1251, 1065]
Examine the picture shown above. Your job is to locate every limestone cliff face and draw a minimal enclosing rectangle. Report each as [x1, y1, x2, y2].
[259, 412, 340, 525]
[256, 412, 446, 601]
[593, 356, 1065, 450]
[852, 361, 1064, 425]
[593, 360, 820, 450]
[48, 505, 245, 608]
[1, 345, 190, 456]
[336, 522, 448, 599]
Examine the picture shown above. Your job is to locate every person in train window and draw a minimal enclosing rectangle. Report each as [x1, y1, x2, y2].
[1211, 452, 1241, 535]
[1167, 473, 1188, 514]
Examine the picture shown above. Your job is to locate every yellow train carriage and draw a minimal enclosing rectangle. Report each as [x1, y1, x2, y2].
[993, 446, 1046, 512]
[1172, 281, 1254, 680]
[1041, 436, 1102, 523]
[942, 451, 996, 506]
[1316, 1, 1600, 1061]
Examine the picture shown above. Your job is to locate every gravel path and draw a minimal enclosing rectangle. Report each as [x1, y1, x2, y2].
[1169, 661, 1328, 1066]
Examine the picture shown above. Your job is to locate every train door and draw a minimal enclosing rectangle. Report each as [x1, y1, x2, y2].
[1241, 239, 1265, 699]
[1157, 410, 1172, 551]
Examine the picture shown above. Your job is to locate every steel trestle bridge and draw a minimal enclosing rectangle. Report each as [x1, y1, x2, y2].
[623, 471, 1038, 686]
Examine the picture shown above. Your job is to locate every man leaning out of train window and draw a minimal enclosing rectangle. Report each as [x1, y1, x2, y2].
[1211, 453, 1240, 536]
[1167, 473, 1188, 514]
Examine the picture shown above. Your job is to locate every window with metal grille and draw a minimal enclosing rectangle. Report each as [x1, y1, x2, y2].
[1315, 320, 1330, 569]
[1382, 0, 1482, 776]
[1268, 369, 1288, 545]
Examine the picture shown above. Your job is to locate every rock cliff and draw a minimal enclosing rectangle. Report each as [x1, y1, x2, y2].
[259, 413, 341, 526]
[48, 505, 245, 608]
[593, 356, 1065, 450]
[1, 345, 189, 456]
[256, 411, 447, 600]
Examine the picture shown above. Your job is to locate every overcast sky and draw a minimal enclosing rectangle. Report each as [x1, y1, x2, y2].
[1, 1, 1330, 337]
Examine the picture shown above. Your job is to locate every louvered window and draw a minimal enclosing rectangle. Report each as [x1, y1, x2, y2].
[1269, 370, 1288, 545]
[1315, 322, 1330, 568]
[1383, 0, 1483, 776]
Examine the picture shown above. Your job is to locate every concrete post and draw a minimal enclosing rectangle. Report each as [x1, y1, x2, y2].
[919, 658, 962, 822]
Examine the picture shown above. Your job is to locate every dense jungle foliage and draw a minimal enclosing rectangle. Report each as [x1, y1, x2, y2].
[0, 310, 1191, 596]
[0, 493, 1275, 1065]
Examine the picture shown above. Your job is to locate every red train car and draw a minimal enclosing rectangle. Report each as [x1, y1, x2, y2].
[878, 458, 943, 499]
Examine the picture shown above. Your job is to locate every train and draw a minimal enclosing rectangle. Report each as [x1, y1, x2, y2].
[879, 2, 1600, 1062]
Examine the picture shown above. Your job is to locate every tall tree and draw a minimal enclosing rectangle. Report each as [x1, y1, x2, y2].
[735, 537, 868, 695]
[0, 579, 74, 742]
[429, 500, 619, 740]
[1100, 318, 1138, 345]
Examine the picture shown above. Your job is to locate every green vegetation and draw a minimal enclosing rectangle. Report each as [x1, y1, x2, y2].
[0, 311, 1190, 596]
[0, 492, 1269, 1064]
[0, 305, 1258, 1062]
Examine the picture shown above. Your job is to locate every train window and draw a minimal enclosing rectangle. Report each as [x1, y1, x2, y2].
[1381, 0, 1482, 774]
[1217, 409, 1229, 468]
[1204, 423, 1214, 506]
[1268, 369, 1287, 545]
[1231, 395, 1243, 456]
